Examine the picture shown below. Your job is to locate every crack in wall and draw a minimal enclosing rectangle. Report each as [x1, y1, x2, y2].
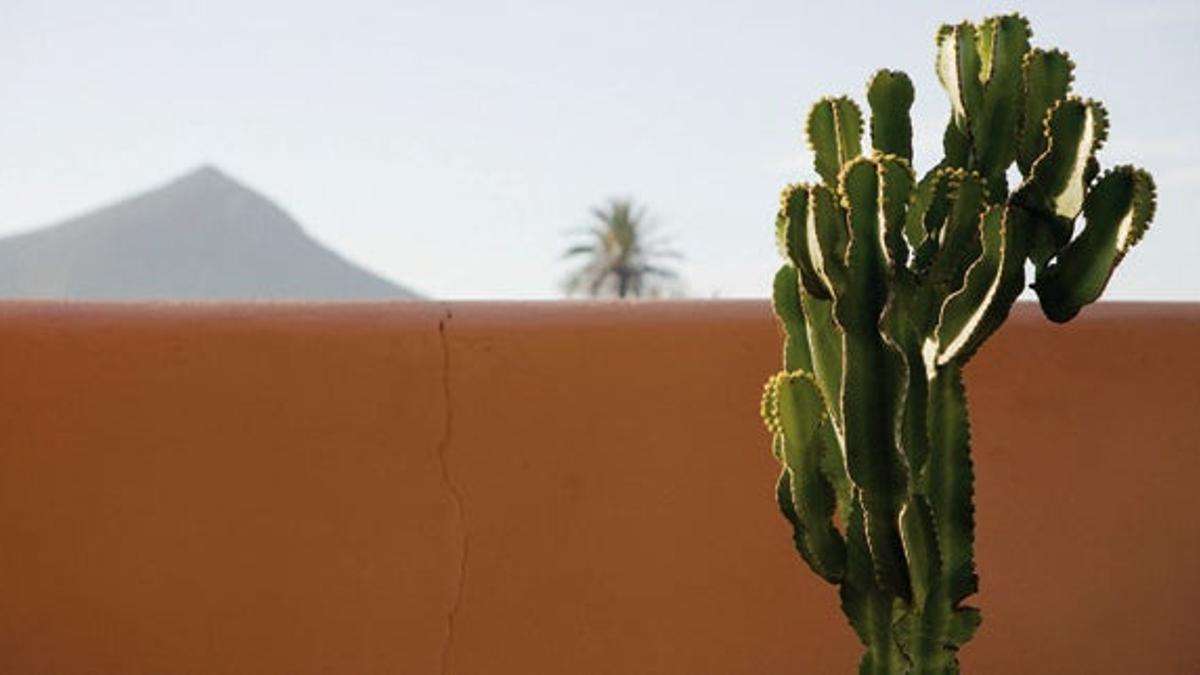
[436, 305, 468, 675]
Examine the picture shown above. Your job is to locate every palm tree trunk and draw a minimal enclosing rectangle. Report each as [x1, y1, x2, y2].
[617, 272, 630, 298]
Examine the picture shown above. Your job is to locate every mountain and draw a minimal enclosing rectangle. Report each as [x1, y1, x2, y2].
[0, 166, 420, 300]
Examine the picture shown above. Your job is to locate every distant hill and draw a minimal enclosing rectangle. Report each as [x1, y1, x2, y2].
[0, 166, 420, 300]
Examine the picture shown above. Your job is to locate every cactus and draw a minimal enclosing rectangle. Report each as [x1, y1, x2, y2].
[761, 13, 1156, 673]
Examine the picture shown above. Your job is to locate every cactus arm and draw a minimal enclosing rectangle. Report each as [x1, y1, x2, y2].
[771, 265, 813, 372]
[774, 199, 791, 262]
[932, 207, 1004, 367]
[818, 419, 854, 522]
[935, 23, 983, 136]
[875, 160, 927, 481]
[947, 607, 982, 648]
[878, 155, 915, 271]
[868, 70, 915, 161]
[880, 282, 937, 483]
[807, 184, 852, 296]
[971, 14, 1031, 179]
[896, 496, 954, 673]
[925, 366, 978, 622]
[886, 297, 961, 672]
[808, 97, 865, 187]
[899, 494, 938, 613]
[781, 275, 854, 519]
[906, 576, 981, 675]
[764, 384, 825, 579]
[903, 175, 936, 256]
[774, 466, 816, 562]
[775, 187, 805, 277]
[1017, 97, 1110, 270]
[800, 289, 845, 437]
[838, 500, 876, 651]
[1029, 97, 1109, 219]
[771, 372, 847, 582]
[941, 119, 971, 170]
[933, 205, 1031, 366]
[883, 365, 982, 673]
[841, 497, 910, 675]
[1034, 166, 1156, 322]
[789, 282, 854, 520]
[899, 354, 932, 480]
[836, 158, 913, 601]
[905, 168, 957, 273]
[975, 19, 996, 85]
[925, 171, 986, 302]
[779, 185, 833, 299]
[897, 493, 981, 674]
[1018, 49, 1075, 175]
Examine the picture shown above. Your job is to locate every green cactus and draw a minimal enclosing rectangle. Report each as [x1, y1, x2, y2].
[761, 13, 1156, 673]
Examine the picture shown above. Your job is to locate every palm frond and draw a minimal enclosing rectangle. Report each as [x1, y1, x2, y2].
[560, 197, 684, 298]
[562, 244, 599, 258]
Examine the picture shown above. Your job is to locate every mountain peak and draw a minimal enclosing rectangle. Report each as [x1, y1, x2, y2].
[0, 167, 420, 300]
[165, 164, 251, 197]
[177, 163, 231, 183]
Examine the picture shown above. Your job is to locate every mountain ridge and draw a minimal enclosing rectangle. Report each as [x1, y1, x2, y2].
[0, 166, 420, 300]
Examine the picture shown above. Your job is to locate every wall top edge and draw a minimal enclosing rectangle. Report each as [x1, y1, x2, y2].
[0, 299, 1193, 328]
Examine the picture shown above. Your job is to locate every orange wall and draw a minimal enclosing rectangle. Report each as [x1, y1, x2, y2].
[0, 301, 1196, 674]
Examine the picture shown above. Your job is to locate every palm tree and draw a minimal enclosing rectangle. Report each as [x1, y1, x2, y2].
[561, 198, 682, 298]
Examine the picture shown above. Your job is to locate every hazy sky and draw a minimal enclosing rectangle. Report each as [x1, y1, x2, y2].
[1, 0, 1196, 299]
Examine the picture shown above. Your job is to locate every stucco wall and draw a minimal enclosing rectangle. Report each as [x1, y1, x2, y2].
[0, 301, 1195, 673]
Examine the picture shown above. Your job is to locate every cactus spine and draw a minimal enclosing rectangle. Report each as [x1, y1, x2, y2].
[762, 13, 1156, 673]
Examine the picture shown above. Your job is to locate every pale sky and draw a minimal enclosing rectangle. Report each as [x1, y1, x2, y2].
[1, 0, 1196, 299]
